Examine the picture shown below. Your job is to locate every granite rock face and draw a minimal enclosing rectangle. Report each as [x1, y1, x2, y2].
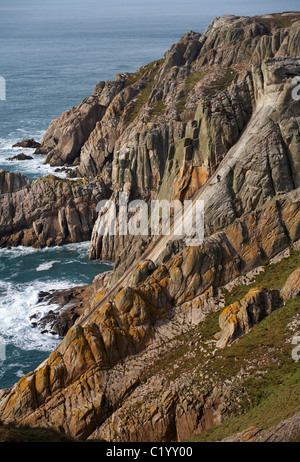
[0, 190, 299, 439]
[0, 174, 109, 248]
[0, 13, 299, 443]
[38, 12, 300, 187]
[36, 81, 124, 167]
[215, 287, 282, 349]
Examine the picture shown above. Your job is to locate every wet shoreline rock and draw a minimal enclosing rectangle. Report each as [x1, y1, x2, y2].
[33, 285, 93, 337]
[0, 172, 110, 248]
[7, 153, 33, 161]
[12, 139, 41, 149]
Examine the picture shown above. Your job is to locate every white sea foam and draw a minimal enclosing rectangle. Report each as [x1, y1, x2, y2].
[0, 131, 78, 180]
[0, 241, 92, 257]
[0, 279, 72, 351]
[0, 241, 113, 350]
[0, 245, 39, 257]
[36, 260, 58, 272]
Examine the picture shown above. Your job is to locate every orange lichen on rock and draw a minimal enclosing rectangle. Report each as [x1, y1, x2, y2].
[215, 287, 281, 348]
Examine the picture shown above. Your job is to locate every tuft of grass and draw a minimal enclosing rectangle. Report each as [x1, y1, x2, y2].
[203, 68, 237, 97]
[124, 60, 162, 89]
[177, 70, 205, 113]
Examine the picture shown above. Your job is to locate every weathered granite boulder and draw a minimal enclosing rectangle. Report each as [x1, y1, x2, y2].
[215, 287, 282, 348]
[280, 268, 300, 301]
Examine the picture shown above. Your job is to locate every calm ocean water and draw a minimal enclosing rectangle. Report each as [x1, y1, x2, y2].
[0, 0, 298, 388]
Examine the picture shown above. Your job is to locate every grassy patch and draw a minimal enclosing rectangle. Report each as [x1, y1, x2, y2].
[197, 309, 221, 341]
[253, 13, 297, 30]
[124, 60, 163, 126]
[188, 296, 300, 441]
[189, 369, 300, 442]
[203, 68, 237, 98]
[150, 99, 165, 117]
[224, 248, 300, 306]
[177, 70, 205, 113]
[0, 423, 74, 442]
[124, 60, 161, 88]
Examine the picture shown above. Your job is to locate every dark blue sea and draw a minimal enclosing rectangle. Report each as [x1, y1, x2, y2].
[0, 0, 298, 387]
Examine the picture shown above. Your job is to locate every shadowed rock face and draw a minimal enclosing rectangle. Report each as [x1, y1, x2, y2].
[0, 174, 110, 248]
[0, 169, 30, 194]
[0, 13, 300, 443]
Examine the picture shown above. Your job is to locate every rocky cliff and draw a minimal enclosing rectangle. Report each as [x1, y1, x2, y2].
[0, 12, 299, 443]
[0, 172, 109, 248]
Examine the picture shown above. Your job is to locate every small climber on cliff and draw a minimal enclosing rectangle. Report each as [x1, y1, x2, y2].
[217, 174, 221, 183]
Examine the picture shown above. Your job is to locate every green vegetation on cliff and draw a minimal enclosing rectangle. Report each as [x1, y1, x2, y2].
[189, 296, 300, 442]
[224, 247, 300, 306]
[0, 423, 74, 442]
[203, 68, 237, 97]
[253, 12, 298, 30]
[125, 59, 164, 125]
[177, 69, 205, 113]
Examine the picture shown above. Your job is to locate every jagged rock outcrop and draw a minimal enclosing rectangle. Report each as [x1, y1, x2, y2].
[11, 13, 299, 266]
[38, 12, 300, 186]
[215, 287, 282, 348]
[32, 285, 94, 336]
[0, 173, 110, 248]
[33, 270, 113, 336]
[36, 80, 125, 166]
[90, 54, 300, 280]
[0, 169, 31, 194]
